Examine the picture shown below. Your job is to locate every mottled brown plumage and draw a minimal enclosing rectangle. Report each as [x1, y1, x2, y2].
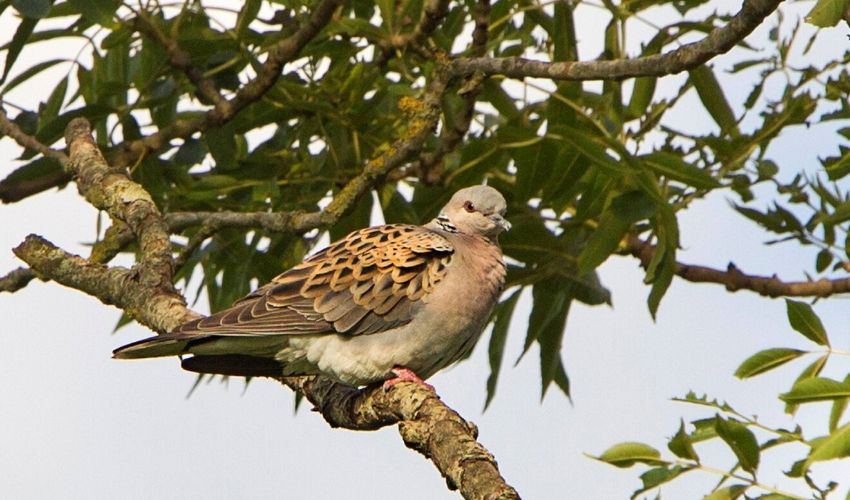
[114, 185, 510, 386]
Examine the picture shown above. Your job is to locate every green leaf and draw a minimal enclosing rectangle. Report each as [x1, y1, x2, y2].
[596, 442, 663, 468]
[714, 416, 759, 474]
[784, 354, 828, 415]
[0, 156, 62, 185]
[689, 65, 739, 136]
[40, 75, 68, 126]
[519, 279, 572, 397]
[780, 377, 850, 404]
[733, 348, 806, 379]
[484, 290, 521, 410]
[558, 127, 627, 178]
[785, 299, 829, 346]
[828, 375, 850, 433]
[704, 485, 748, 500]
[236, 0, 261, 37]
[12, 0, 50, 18]
[578, 190, 655, 274]
[815, 249, 833, 273]
[1, 16, 38, 85]
[803, 422, 850, 470]
[632, 465, 687, 499]
[646, 205, 678, 318]
[805, 0, 850, 27]
[0, 58, 66, 94]
[668, 419, 699, 461]
[640, 151, 719, 189]
[68, 0, 119, 26]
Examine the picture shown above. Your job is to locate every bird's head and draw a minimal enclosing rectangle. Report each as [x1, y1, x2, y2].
[437, 185, 510, 239]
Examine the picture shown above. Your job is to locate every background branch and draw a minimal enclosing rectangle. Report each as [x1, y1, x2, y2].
[450, 0, 782, 81]
[626, 234, 850, 298]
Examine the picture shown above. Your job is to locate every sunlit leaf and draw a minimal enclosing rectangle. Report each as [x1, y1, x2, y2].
[596, 442, 663, 468]
[780, 377, 850, 404]
[785, 299, 829, 346]
[714, 416, 759, 474]
[734, 348, 806, 379]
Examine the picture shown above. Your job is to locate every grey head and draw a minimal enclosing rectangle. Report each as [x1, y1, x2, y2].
[435, 185, 510, 239]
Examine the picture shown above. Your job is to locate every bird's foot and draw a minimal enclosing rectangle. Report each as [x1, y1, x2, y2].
[383, 366, 434, 392]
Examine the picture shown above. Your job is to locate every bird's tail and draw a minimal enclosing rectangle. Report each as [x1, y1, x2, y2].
[113, 333, 198, 359]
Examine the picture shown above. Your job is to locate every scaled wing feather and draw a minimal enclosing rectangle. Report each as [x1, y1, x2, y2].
[174, 224, 454, 337]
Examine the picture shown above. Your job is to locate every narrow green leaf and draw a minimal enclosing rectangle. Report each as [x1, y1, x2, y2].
[780, 377, 850, 404]
[627, 76, 656, 120]
[0, 58, 65, 94]
[689, 65, 739, 136]
[647, 206, 678, 318]
[40, 75, 68, 126]
[803, 422, 850, 470]
[552, 356, 571, 400]
[640, 151, 720, 189]
[829, 394, 848, 433]
[704, 485, 748, 500]
[596, 442, 663, 468]
[816, 249, 833, 273]
[805, 0, 850, 27]
[236, 0, 261, 37]
[1, 16, 38, 85]
[734, 348, 806, 379]
[632, 465, 687, 499]
[784, 354, 828, 415]
[68, 0, 119, 26]
[559, 128, 627, 178]
[578, 191, 655, 274]
[785, 299, 829, 346]
[668, 419, 699, 461]
[714, 416, 760, 474]
[12, 0, 50, 18]
[484, 290, 521, 410]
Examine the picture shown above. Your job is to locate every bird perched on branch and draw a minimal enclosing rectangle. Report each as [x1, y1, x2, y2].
[114, 185, 510, 389]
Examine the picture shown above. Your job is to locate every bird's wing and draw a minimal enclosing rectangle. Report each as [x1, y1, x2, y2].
[174, 224, 454, 337]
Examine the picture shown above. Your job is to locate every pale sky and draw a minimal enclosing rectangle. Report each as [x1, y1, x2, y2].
[2, 1, 849, 499]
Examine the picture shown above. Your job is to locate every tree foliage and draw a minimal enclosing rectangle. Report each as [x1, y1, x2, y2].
[3, 0, 850, 497]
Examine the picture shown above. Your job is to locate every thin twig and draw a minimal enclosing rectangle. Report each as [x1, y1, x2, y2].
[626, 234, 850, 298]
[0, 105, 71, 203]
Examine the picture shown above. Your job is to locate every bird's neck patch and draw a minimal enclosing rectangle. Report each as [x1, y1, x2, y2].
[436, 214, 458, 233]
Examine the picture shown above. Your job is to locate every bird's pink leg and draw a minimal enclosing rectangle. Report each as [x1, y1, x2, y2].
[383, 366, 435, 391]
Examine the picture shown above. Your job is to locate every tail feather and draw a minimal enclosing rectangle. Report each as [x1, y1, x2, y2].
[113, 334, 199, 359]
[181, 354, 283, 377]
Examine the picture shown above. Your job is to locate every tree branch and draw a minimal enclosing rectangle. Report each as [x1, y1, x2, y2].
[0, 106, 69, 165]
[289, 376, 520, 499]
[0, 105, 71, 203]
[12, 235, 196, 332]
[131, 13, 227, 110]
[65, 118, 176, 289]
[376, 0, 452, 63]
[405, 0, 490, 184]
[450, 0, 782, 81]
[0, 267, 38, 293]
[626, 234, 850, 298]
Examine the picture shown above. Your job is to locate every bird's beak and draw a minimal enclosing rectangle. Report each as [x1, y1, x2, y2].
[490, 214, 511, 231]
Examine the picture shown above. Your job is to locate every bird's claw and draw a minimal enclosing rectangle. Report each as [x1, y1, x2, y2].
[383, 366, 435, 392]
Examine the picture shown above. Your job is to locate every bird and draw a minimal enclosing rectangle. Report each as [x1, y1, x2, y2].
[113, 185, 510, 389]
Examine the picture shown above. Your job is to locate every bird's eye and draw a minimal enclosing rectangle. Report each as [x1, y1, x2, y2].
[463, 200, 475, 212]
